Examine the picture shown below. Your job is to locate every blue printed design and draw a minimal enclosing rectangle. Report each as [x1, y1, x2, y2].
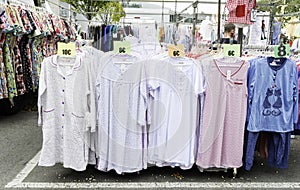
[262, 87, 282, 116]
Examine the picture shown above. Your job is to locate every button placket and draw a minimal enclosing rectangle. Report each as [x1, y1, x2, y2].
[61, 76, 66, 140]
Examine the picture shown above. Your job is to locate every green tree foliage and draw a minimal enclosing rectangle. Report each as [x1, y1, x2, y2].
[98, 2, 126, 25]
[61, 0, 125, 24]
[257, 0, 300, 24]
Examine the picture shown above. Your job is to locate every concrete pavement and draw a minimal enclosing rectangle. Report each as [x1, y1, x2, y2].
[1, 111, 300, 190]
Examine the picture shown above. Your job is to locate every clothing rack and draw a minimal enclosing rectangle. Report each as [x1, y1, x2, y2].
[121, 18, 156, 24]
[243, 44, 277, 57]
[243, 44, 277, 51]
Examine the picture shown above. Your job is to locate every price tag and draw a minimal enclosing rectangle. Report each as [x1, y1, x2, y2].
[114, 41, 131, 54]
[274, 44, 290, 58]
[168, 44, 185, 57]
[57, 42, 76, 57]
[223, 44, 240, 57]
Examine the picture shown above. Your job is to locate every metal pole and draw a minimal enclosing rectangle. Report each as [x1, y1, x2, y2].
[217, 0, 221, 42]
[175, 0, 177, 23]
[238, 28, 243, 56]
[192, 1, 198, 45]
[162, 0, 164, 24]
[269, 2, 275, 45]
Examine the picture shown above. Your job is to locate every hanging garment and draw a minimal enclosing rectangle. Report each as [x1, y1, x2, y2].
[200, 17, 213, 41]
[296, 62, 300, 131]
[138, 23, 157, 43]
[31, 36, 44, 91]
[0, 4, 78, 101]
[196, 57, 249, 169]
[44, 13, 55, 36]
[19, 7, 34, 35]
[272, 21, 282, 45]
[50, 14, 67, 39]
[267, 132, 291, 168]
[95, 53, 148, 174]
[42, 35, 56, 57]
[19, 35, 33, 92]
[0, 33, 8, 99]
[31, 11, 44, 36]
[247, 57, 298, 133]
[291, 38, 300, 51]
[146, 56, 205, 169]
[245, 57, 298, 171]
[102, 25, 111, 52]
[25, 9, 37, 34]
[226, 0, 256, 25]
[91, 25, 101, 50]
[5, 5, 24, 35]
[38, 53, 95, 171]
[244, 131, 291, 171]
[3, 33, 17, 102]
[12, 36, 26, 95]
[164, 24, 177, 44]
[248, 16, 270, 45]
[81, 46, 105, 155]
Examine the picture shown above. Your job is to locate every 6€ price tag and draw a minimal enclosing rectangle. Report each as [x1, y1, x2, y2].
[223, 44, 240, 57]
[114, 41, 131, 54]
[274, 44, 290, 58]
[57, 42, 76, 57]
[168, 44, 185, 57]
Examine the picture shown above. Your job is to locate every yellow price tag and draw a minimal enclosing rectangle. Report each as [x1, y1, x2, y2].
[114, 41, 131, 54]
[57, 42, 76, 57]
[223, 44, 240, 57]
[168, 44, 185, 57]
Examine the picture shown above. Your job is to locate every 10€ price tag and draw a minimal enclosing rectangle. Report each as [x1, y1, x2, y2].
[168, 44, 185, 57]
[274, 44, 290, 58]
[223, 44, 240, 57]
[114, 41, 131, 54]
[57, 42, 76, 57]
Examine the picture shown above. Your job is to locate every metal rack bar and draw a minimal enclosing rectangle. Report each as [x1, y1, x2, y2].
[217, 0, 221, 42]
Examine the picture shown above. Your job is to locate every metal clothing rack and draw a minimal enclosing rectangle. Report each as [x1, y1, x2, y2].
[244, 44, 277, 52]
[175, 0, 226, 45]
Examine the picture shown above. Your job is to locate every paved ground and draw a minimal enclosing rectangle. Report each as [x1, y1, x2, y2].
[1, 110, 300, 189]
